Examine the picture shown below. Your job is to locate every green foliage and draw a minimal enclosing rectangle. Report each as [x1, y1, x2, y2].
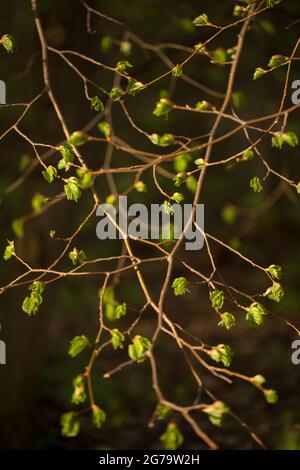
[111, 329, 125, 350]
[116, 60, 132, 73]
[153, 98, 173, 117]
[12, 219, 24, 238]
[221, 205, 237, 225]
[272, 132, 299, 149]
[242, 149, 254, 161]
[31, 193, 48, 213]
[91, 96, 104, 111]
[253, 67, 267, 80]
[267, 264, 282, 280]
[64, 177, 82, 202]
[126, 79, 144, 95]
[0, 34, 17, 53]
[160, 423, 184, 450]
[68, 335, 91, 358]
[246, 302, 267, 328]
[71, 375, 87, 405]
[110, 87, 123, 101]
[172, 277, 188, 296]
[92, 405, 106, 428]
[149, 133, 175, 147]
[203, 401, 230, 427]
[251, 374, 266, 386]
[171, 192, 184, 203]
[68, 131, 88, 147]
[97, 121, 111, 138]
[196, 100, 214, 111]
[128, 335, 152, 362]
[172, 65, 182, 77]
[193, 14, 209, 26]
[156, 404, 172, 420]
[42, 165, 57, 183]
[22, 281, 45, 316]
[208, 344, 234, 367]
[264, 282, 284, 303]
[264, 388, 278, 404]
[68, 248, 86, 266]
[268, 55, 288, 68]
[210, 290, 224, 310]
[219, 312, 236, 330]
[3, 240, 15, 261]
[60, 412, 80, 437]
[250, 176, 263, 192]
[134, 181, 147, 192]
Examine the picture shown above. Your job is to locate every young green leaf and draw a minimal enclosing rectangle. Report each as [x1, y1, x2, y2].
[42, 165, 57, 184]
[111, 329, 125, 350]
[68, 131, 88, 147]
[250, 176, 263, 193]
[153, 98, 173, 117]
[71, 375, 87, 405]
[12, 219, 24, 238]
[60, 412, 80, 437]
[171, 192, 184, 203]
[110, 87, 122, 101]
[92, 404, 106, 428]
[97, 121, 111, 138]
[160, 423, 184, 450]
[68, 335, 90, 357]
[3, 240, 15, 261]
[219, 312, 236, 330]
[253, 67, 267, 80]
[208, 344, 234, 367]
[203, 401, 230, 427]
[266, 264, 282, 280]
[264, 282, 284, 303]
[64, 177, 82, 202]
[245, 302, 267, 328]
[91, 96, 104, 111]
[264, 388, 278, 404]
[68, 248, 86, 266]
[116, 60, 132, 73]
[210, 290, 224, 310]
[22, 281, 45, 316]
[128, 335, 152, 362]
[172, 277, 188, 296]
[0, 34, 17, 53]
[193, 14, 209, 26]
[172, 65, 182, 77]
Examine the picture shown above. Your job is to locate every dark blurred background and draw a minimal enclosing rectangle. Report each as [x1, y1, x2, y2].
[0, 0, 300, 450]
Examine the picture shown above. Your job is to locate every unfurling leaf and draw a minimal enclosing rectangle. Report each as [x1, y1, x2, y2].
[68, 335, 90, 357]
[219, 312, 236, 330]
[193, 14, 209, 26]
[111, 329, 125, 350]
[3, 240, 15, 261]
[203, 401, 230, 427]
[68, 131, 88, 147]
[92, 404, 106, 428]
[64, 177, 82, 202]
[153, 98, 173, 117]
[250, 176, 263, 193]
[128, 335, 152, 362]
[208, 344, 234, 367]
[172, 277, 188, 296]
[210, 290, 224, 310]
[0, 34, 17, 53]
[266, 264, 282, 280]
[91, 96, 104, 111]
[245, 302, 267, 328]
[71, 375, 87, 405]
[22, 281, 45, 316]
[264, 282, 284, 303]
[160, 423, 184, 450]
[60, 412, 80, 437]
[42, 165, 57, 184]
